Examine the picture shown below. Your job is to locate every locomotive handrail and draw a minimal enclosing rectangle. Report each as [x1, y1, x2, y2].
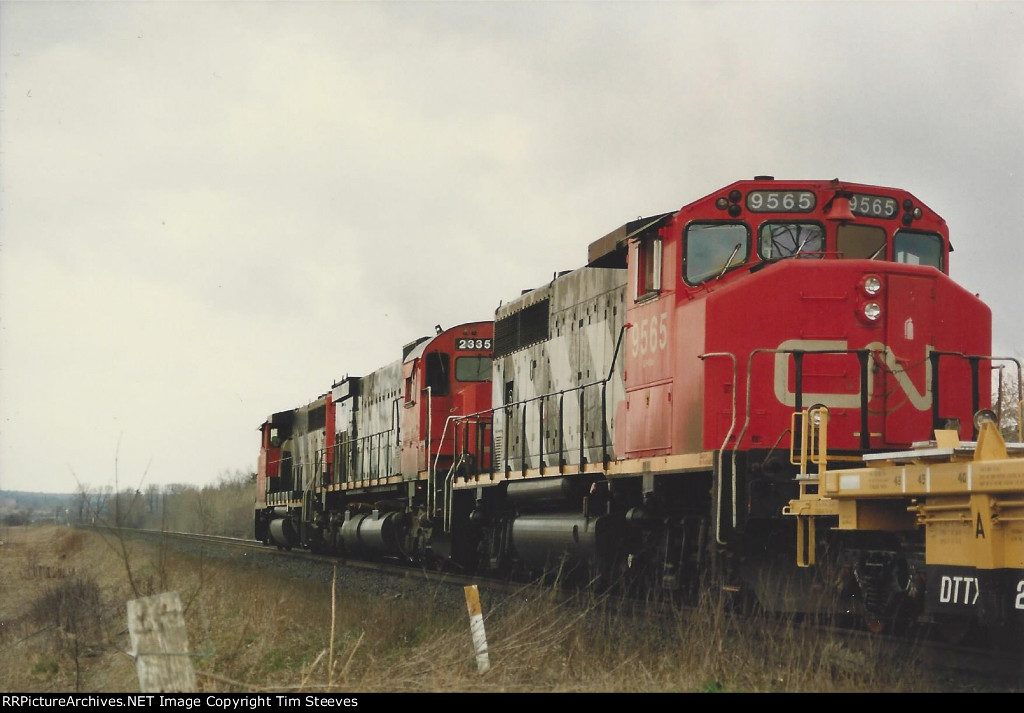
[984, 356, 1021, 442]
[429, 410, 463, 518]
[444, 458, 457, 531]
[730, 347, 874, 537]
[262, 452, 318, 500]
[454, 323, 629, 479]
[329, 417, 399, 484]
[993, 357, 1024, 441]
[440, 412, 493, 531]
[263, 450, 314, 498]
[791, 405, 830, 479]
[929, 350, 981, 437]
[453, 379, 611, 477]
[698, 351, 737, 546]
[425, 386, 432, 487]
[301, 449, 321, 523]
[787, 404, 831, 567]
[608, 322, 628, 384]
[926, 353, 1021, 440]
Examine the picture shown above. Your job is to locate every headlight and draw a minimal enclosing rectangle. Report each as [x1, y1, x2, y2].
[863, 302, 881, 321]
[808, 404, 829, 427]
[862, 275, 882, 296]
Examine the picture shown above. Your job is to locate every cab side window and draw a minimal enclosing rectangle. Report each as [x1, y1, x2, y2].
[635, 236, 662, 300]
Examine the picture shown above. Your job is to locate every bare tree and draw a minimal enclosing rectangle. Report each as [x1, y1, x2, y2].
[994, 360, 1023, 441]
[73, 482, 92, 525]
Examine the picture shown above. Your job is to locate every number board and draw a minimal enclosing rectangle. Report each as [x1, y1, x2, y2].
[456, 338, 492, 351]
[745, 191, 815, 212]
[848, 193, 899, 219]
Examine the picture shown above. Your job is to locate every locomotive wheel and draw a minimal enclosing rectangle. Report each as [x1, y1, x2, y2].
[832, 540, 921, 635]
[835, 591, 885, 632]
[861, 611, 885, 634]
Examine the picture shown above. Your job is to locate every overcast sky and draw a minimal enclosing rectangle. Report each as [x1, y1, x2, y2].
[1, 1, 1022, 496]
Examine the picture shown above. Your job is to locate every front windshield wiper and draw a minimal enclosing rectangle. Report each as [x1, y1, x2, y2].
[792, 234, 814, 257]
[757, 235, 815, 271]
[716, 243, 742, 279]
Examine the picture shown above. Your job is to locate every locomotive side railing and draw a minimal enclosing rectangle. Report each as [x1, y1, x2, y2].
[731, 348, 872, 530]
[451, 323, 627, 480]
[263, 450, 319, 497]
[437, 381, 613, 531]
[329, 427, 398, 484]
[993, 357, 1024, 442]
[777, 352, 1020, 570]
[929, 353, 1022, 441]
[438, 324, 628, 529]
[433, 413, 493, 529]
[328, 399, 401, 484]
[738, 347, 873, 452]
[497, 379, 613, 476]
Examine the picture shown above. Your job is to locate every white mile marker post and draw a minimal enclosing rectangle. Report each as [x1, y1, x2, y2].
[464, 584, 491, 673]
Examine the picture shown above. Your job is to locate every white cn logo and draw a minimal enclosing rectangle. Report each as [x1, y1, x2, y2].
[939, 575, 980, 605]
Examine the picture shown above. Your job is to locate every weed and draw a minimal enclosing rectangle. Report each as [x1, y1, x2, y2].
[0, 526, 970, 693]
[31, 658, 60, 676]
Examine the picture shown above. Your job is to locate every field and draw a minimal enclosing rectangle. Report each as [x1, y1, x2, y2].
[0, 523, 986, 693]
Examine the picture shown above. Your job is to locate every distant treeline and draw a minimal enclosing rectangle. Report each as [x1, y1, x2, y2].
[0, 471, 256, 538]
[0, 491, 76, 526]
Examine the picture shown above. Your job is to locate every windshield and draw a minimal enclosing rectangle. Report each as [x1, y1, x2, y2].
[837, 224, 887, 260]
[894, 230, 943, 270]
[455, 356, 492, 382]
[684, 223, 750, 284]
[758, 223, 825, 259]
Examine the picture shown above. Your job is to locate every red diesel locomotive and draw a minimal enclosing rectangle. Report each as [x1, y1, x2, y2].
[255, 177, 1023, 644]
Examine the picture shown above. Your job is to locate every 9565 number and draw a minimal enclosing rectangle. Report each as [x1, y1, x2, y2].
[746, 190, 815, 212]
[630, 314, 668, 357]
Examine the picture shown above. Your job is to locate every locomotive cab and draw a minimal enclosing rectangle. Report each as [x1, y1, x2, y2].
[399, 323, 494, 478]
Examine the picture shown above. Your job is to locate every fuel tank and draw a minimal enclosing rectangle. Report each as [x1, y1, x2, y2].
[339, 509, 405, 558]
[510, 512, 621, 572]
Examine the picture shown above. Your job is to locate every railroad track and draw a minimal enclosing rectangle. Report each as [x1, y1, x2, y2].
[120, 527, 519, 610]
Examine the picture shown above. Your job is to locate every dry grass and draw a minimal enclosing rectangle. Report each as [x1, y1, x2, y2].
[0, 524, 942, 693]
